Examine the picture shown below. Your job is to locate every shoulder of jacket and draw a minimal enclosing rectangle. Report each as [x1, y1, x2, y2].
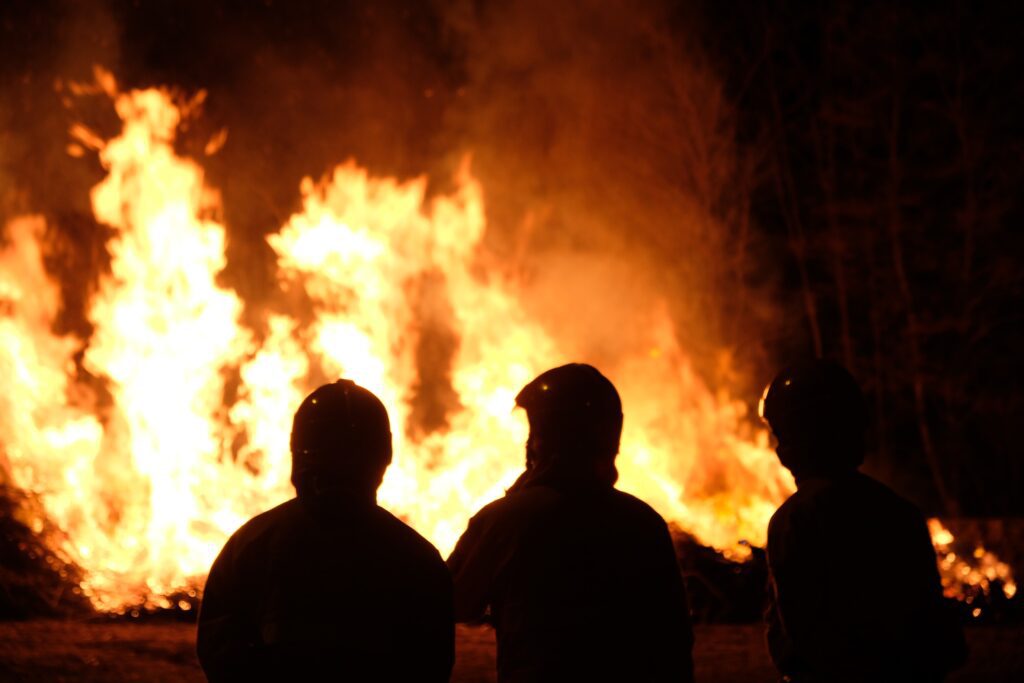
[374, 506, 447, 563]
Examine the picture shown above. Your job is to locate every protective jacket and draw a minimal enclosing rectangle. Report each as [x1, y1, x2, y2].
[448, 482, 695, 683]
[197, 495, 454, 682]
[766, 471, 966, 683]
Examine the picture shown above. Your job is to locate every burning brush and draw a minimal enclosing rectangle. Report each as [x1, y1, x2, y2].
[0, 69, 1017, 625]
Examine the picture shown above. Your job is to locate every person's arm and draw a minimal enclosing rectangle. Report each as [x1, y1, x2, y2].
[196, 538, 259, 682]
[420, 557, 456, 683]
[446, 510, 502, 624]
[764, 568, 792, 674]
[912, 517, 968, 675]
[649, 519, 695, 683]
[765, 508, 834, 678]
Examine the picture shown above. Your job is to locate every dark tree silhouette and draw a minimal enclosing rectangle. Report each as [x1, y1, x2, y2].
[703, 0, 1024, 515]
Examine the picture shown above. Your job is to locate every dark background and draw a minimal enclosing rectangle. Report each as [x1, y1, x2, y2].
[1, 0, 1021, 518]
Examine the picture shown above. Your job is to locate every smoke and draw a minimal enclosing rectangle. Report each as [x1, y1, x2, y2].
[438, 0, 775, 390]
[0, 5, 794, 603]
[1, 0, 775, 392]
[1, 1, 121, 339]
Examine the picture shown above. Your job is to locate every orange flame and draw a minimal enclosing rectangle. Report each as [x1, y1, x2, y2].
[929, 519, 1017, 609]
[5, 74, 1005, 613]
[0, 77, 790, 610]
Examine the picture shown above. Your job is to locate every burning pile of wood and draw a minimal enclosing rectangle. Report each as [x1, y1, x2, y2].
[0, 485, 90, 619]
[930, 519, 1020, 622]
[3, 494, 1016, 625]
[673, 521, 1021, 626]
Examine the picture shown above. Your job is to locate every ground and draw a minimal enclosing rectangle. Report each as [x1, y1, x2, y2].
[0, 621, 1021, 681]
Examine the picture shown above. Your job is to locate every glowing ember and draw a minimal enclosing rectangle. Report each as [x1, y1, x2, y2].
[928, 519, 1017, 609]
[0, 74, 1013, 612]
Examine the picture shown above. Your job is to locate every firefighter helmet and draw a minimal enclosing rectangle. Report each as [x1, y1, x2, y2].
[759, 359, 867, 474]
[290, 380, 392, 491]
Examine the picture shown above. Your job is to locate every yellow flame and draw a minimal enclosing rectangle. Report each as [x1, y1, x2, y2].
[2, 77, 1010, 612]
[0, 81, 791, 609]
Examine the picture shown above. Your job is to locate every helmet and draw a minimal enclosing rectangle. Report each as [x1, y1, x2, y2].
[515, 363, 623, 458]
[759, 359, 867, 473]
[516, 363, 622, 428]
[290, 380, 392, 492]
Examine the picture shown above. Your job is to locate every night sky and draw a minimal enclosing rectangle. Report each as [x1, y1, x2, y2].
[1, 0, 1022, 517]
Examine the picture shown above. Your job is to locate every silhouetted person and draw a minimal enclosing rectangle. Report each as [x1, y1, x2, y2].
[448, 364, 695, 682]
[759, 360, 966, 683]
[196, 380, 454, 682]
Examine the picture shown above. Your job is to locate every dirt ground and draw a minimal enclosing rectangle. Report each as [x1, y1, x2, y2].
[0, 620, 1020, 682]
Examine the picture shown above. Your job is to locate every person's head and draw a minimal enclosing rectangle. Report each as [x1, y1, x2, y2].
[290, 380, 393, 500]
[759, 359, 867, 480]
[514, 363, 623, 487]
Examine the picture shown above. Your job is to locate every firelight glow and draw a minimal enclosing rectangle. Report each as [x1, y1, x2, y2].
[0, 73, 1011, 611]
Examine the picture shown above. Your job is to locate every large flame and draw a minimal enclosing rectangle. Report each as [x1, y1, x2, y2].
[0, 76, 1010, 612]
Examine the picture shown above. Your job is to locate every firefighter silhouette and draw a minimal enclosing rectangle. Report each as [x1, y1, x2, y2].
[760, 359, 966, 682]
[197, 380, 453, 682]
[448, 363, 695, 682]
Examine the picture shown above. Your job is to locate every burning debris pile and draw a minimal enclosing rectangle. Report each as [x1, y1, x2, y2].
[675, 520, 1021, 626]
[930, 520, 1019, 621]
[0, 71, 1017, 623]
[0, 484, 90, 618]
[0, 72, 789, 613]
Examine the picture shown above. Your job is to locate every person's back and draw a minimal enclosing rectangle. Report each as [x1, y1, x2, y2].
[450, 484, 690, 681]
[760, 360, 965, 683]
[767, 471, 961, 681]
[196, 380, 454, 682]
[448, 364, 694, 683]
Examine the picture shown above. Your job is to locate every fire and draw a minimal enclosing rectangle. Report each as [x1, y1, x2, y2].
[0, 74, 1012, 612]
[929, 519, 1017, 609]
[0, 75, 788, 610]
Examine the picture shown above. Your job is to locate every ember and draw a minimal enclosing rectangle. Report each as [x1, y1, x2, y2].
[929, 519, 1018, 614]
